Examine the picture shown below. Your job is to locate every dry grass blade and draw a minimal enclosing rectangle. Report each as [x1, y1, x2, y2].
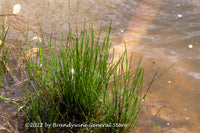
[0, 107, 19, 133]
[0, 125, 12, 133]
[2, 61, 19, 83]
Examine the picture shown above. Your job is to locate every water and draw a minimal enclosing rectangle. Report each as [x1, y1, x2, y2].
[0, 0, 200, 132]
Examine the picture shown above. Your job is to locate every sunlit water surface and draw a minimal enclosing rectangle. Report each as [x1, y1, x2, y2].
[0, 0, 200, 132]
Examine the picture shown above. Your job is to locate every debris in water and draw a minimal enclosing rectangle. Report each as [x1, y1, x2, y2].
[31, 36, 42, 42]
[120, 29, 124, 33]
[13, 4, 21, 14]
[23, 48, 39, 60]
[156, 72, 162, 81]
[167, 122, 170, 126]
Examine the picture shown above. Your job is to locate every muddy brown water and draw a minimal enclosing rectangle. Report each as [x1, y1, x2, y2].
[0, 0, 200, 132]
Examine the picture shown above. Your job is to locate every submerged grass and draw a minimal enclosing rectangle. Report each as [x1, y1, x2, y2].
[0, 22, 159, 133]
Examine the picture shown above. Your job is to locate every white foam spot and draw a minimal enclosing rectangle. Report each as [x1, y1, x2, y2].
[13, 4, 21, 14]
[120, 29, 124, 33]
[176, 4, 181, 7]
[188, 72, 200, 79]
[177, 14, 183, 18]
[188, 44, 193, 48]
[185, 116, 189, 120]
[167, 122, 170, 126]
[168, 81, 172, 84]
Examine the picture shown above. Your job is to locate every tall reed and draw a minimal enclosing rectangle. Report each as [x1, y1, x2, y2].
[0, 22, 9, 86]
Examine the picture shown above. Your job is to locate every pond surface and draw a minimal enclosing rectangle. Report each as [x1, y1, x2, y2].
[0, 0, 200, 132]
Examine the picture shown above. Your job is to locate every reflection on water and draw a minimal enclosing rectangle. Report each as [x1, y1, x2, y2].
[0, 0, 200, 132]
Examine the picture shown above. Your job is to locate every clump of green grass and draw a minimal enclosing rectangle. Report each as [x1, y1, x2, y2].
[21, 22, 157, 133]
[1, 22, 158, 133]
